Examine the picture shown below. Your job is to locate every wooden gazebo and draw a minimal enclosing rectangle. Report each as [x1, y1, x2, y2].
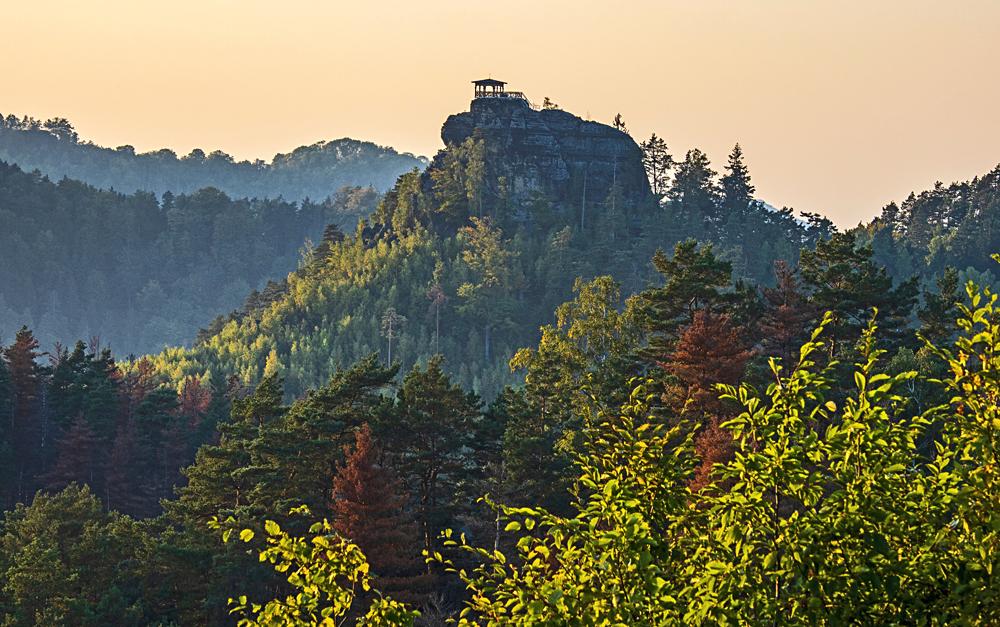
[473, 78, 507, 98]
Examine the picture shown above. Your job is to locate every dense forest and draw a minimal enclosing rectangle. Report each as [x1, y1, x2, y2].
[0, 227, 991, 623]
[2, 99, 1000, 624]
[151, 134, 828, 401]
[862, 164, 1000, 284]
[0, 114, 425, 201]
[0, 161, 380, 354]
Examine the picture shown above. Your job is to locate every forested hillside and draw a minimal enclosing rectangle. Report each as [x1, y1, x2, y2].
[859, 164, 1000, 285]
[0, 216, 982, 624]
[0, 114, 424, 200]
[152, 106, 825, 400]
[4, 98, 1000, 624]
[0, 161, 379, 353]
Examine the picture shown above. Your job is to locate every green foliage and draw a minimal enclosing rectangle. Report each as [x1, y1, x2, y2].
[434, 382, 696, 625]
[0, 159, 383, 354]
[0, 114, 423, 201]
[220, 511, 417, 626]
[433, 273, 1000, 625]
[866, 166, 1000, 282]
[148, 128, 813, 401]
[799, 232, 919, 355]
[0, 484, 152, 626]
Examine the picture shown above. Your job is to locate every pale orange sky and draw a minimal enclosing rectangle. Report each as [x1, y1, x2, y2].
[2, 0, 998, 226]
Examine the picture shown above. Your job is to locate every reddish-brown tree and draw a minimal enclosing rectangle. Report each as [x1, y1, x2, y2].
[332, 423, 429, 605]
[4, 326, 43, 504]
[105, 418, 149, 516]
[759, 260, 816, 369]
[177, 376, 211, 426]
[43, 413, 100, 493]
[661, 311, 754, 491]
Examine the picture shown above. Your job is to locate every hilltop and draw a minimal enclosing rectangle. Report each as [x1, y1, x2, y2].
[0, 113, 426, 200]
[153, 88, 816, 399]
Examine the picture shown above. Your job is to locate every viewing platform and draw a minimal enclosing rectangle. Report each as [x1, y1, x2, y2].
[473, 78, 533, 107]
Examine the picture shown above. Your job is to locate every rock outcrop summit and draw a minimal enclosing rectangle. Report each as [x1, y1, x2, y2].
[440, 90, 653, 216]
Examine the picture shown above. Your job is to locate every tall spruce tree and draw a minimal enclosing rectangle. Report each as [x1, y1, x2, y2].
[4, 326, 43, 505]
[332, 423, 427, 604]
[668, 149, 720, 238]
[640, 133, 673, 201]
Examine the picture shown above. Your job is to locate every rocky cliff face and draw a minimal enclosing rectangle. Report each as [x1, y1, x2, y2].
[440, 97, 653, 217]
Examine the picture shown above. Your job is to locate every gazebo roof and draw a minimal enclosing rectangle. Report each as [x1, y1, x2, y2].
[472, 78, 507, 87]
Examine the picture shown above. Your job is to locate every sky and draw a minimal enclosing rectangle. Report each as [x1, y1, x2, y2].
[2, 0, 999, 227]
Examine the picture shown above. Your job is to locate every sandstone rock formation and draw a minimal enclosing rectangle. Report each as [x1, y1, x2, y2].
[439, 97, 653, 218]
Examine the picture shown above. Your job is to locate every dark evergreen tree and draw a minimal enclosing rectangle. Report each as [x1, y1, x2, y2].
[917, 266, 960, 344]
[384, 357, 478, 553]
[4, 326, 43, 505]
[668, 149, 720, 237]
[641, 240, 735, 363]
[799, 232, 918, 357]
[758, 260, 817, 368]
[639, 133, 673, 201]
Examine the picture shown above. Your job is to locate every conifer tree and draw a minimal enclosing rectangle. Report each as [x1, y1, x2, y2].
[759, 260, 817, 367]
[640, 133, 673, 201]
[662, 311, 753, 490]
[385, 357, 478, 553]
[917, 266, 960, 344]
[426, 262, 448, 355]
[250, 356, 397, 523]
[167, 374, 286, 525]
[612, 113, 629, 135]
[0, 355, 12, 507]
[4, 326, 43, 504]
[332, 423, 426, 603]
[641, 240, 734, 363]
[43, 413, 100, 493]
[457, 217, 519, 362]
[381, 307, 406, 365]
[720, 143, 755, 217]
[799, 232, 918, 356]
[668, 149, 720, 236]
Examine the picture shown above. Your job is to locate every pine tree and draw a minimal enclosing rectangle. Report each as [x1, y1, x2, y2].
[917, 266, 960, 344]
[384, 357, 478, 553]
[249, 356, 398, 523]
[611, 113, 629, 135]
[661, 311, 753, 490]
[381, 307, 407, 365]
[332, 423, 427, 603]
[166, 374, 285, 525]
[43, 413, 100, 493]
[668, 149, 720, 236]
[799, 232, 918, 356]
[759, 260, 817, 368]
[641, 240, 734, 363]
[457, 217, 519, 362]
[4, 326, 43, 504]
[0, 354, 12, 507]
[640, 133, 674, 201]
[105, 417, 148, 516]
